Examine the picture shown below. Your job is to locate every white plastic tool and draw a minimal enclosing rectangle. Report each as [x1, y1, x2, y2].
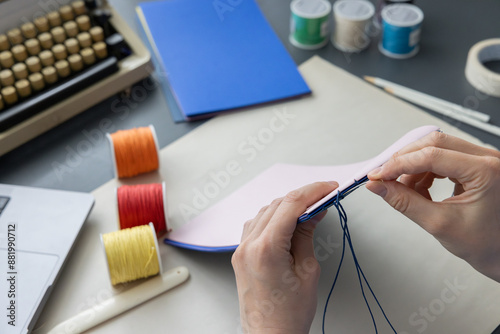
[47, 266, 189, 334]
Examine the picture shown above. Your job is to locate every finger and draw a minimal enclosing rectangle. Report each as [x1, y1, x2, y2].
[397, 131, 500, 158]
[449, 178, 465, 196]
[368, 147, 483, 185]
[400, 172, 427, 188]
[247, 197, 284, 240]
[241, 204, 270, 240]
[453, 183, 465, 196]
[413, 172, 438, 200]
[366, 180, 455, 234]
[261, 181, 338, 244]
[290, 210, 327, 263]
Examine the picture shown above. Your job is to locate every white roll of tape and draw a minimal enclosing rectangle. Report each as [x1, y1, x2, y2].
[465, 38, 500, 98]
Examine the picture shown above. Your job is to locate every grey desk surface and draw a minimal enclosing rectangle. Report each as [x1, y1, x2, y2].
[1, 0, 500, 331]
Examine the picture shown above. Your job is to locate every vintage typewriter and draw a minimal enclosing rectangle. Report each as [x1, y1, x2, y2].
[0, 0, 152, 156]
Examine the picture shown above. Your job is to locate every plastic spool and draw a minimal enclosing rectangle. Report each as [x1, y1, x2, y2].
[379, 3, 423, 59]
[116, 182, 169, 235]
[465, 39, 500, 98]
[374, 0, 414, 27]
[384, 0, 413, 3]
[332, 0, 375, 53]
[107, 125, 160, 178]
[101, 223, 163, 285]
[289, 0, 332, 50]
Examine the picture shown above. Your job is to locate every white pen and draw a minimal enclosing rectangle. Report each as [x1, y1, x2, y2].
[384, 87, 500, 137]
[364, 76, 491, 123]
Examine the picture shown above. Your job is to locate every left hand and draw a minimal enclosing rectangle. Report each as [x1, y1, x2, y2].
[232, 181, 338, 334]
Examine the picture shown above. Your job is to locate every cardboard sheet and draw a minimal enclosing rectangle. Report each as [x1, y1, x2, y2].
[34, 56, 500, 334]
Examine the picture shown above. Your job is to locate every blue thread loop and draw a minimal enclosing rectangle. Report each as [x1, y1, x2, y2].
[298, 176, 369, 223]
[322, 192, 397, 334]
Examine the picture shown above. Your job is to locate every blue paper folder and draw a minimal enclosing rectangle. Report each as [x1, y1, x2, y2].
[136, 0, 311, 122]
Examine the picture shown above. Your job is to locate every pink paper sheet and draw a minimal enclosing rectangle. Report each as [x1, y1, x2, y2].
[165, 162, 366, 249]
[165, 125, 439, 250]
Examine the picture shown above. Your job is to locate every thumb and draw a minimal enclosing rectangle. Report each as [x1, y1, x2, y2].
[291, 210, 327, 263]
[366, 180, 449, 233]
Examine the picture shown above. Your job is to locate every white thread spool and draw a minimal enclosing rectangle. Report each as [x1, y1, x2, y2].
[465, 39, 500, 98]
[332, 0, 375, 53]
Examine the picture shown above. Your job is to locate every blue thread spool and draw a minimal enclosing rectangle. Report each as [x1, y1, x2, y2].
[379, 4, 423, 59]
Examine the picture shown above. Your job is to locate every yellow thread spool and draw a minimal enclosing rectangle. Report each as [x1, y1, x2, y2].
[101, 223, 163, 285]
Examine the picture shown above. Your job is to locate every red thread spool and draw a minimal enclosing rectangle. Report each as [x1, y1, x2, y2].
[117, 183, 168, 235]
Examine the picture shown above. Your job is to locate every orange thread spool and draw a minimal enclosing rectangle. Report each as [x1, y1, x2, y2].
[108, 125, 159, 178]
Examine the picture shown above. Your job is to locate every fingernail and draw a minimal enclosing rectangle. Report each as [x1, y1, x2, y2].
[368, 167, 382, 179]
[327, 181, 338, 186]
[367, 181, 387, 198]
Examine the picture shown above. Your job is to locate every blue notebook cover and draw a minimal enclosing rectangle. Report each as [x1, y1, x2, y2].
[136, 0, 311, 122]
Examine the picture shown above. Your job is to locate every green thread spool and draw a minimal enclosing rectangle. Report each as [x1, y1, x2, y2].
[289, 0, 331, 50]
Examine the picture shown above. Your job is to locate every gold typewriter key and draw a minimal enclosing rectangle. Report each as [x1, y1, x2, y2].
[47, 11, 62, 27]
[52, 44, 67, 60]
[76, 15, 91, 32]
[42, 66, 58, 84]
[93, 42, 107, 59]
[15, 79, 32, 98]
[26, 56, 42, 73]
[65, 38, 80, 55]
[12, 63, 28, 80]
[39, 50, 55, 67]
[11, 45, 28, 62]
[0, 35, 10, 52]
[21, 22, 37, 39]
[0, 69, 15, 86]
[59, 5, 74, 21]
[80, 47, 96, 66]
[72, 1, 87, 16]
[51, 26, 66, 44]
[34, 16, 50, 33]
[7, 28, 23, 45]
[68, 54, 83, 72]
[64, 21, 79, 38]
[0, 51, 14, 68]
[25, 39, 41, 56]
[38, 32, 54, 50]
[77, 32, 92, 48]
[55, 59, 71, 78]
[2, 86, 18, 104]
[29, 72, 45, 91]
[89, 26, 104, 43]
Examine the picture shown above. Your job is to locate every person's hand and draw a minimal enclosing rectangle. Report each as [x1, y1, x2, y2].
[366, 131, 500, 282]
[232, 181, 338, 334]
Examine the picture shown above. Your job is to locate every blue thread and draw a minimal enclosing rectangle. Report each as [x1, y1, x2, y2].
[298, 176, 369, 223]
[322, 193, 397, 334]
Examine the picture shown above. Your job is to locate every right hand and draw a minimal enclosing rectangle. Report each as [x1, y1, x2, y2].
[365, 131, 500, 282]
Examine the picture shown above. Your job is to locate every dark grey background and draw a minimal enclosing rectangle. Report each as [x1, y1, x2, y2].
[1, 0, 500, 332]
